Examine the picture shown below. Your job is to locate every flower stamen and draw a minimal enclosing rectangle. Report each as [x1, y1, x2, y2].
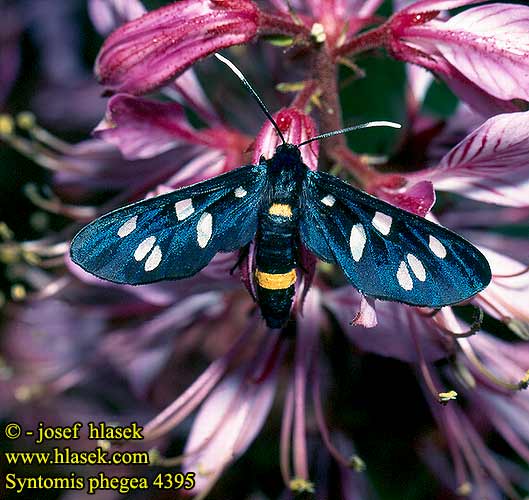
[409, 310, 453, 403]
[493, 263, 529, 279]
[458, 339, 524, 392]
[23, 184, 97, 220]
[143, 320, 257, 441]
[312, 358, 357, 468]
[438, 390, 458, 405]
[433, 306, 483, 339]
[0, 114, 15, 136]
[506, 319, 529, 341]
[280, 385, 294, 487]
[289, 477, 315, 493]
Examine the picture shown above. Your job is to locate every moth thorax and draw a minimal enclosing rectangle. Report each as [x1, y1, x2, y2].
[269, 144, 302, 171]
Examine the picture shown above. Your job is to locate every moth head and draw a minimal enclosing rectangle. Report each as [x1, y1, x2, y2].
[274, 143, 302, 159]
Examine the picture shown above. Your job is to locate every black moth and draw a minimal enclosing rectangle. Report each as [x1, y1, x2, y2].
[70, 54, 491, 328]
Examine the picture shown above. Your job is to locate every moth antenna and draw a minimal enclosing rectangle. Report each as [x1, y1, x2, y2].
[214, 53, 286, 144]
[297, 121, 401, 147]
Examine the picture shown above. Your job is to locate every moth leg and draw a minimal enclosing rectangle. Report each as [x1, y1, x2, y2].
[230, 244, 251, 275]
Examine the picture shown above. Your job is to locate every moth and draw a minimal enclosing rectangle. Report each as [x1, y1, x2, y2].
[70, 54, 491, 328]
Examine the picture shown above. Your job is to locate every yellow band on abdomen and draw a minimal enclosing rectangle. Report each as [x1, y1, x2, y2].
[268, 203, 293, 217]
[256, 269, 297, 290]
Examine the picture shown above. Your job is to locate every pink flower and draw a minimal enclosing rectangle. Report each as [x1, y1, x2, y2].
[252, 107, 319, 170]
[388, 2, 529, 115]
[94, 93, 243, 163]
[181, 343, 281, 493]
[88, 0, 146, 35]
[412, 110, 529, 208]
[96, 0, 263, 95]
[335, 1, 529, 116]
[3, 1, 529, 497]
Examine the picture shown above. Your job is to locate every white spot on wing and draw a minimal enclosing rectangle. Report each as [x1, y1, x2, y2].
[145, 245, 162, 271]
[197, 212, 213, 248]
[407, 253, 426, 281]
[234, 186, 247, 198]
[372, 212, 392, 235]
[397, 261, 413, 290]
[349, 223, 366, 262]
[175, 198, 194, 221]
[321, 194, 336, 207]
[429, 235, 447, 259]
[134, 236, 156, 261]
[118, 216, 137, 238]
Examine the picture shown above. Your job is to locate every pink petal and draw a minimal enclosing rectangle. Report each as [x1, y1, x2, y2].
[424, 111, 529, 207]
[358, 0, 385, 17]
[88, 0, 146, 35]
[170, 69, 221, 124]
[480, 391, 529, 446]
[476, 247, 529, 324]
[390, 40, 518, 117]
[103, 294, 221, 394]
[427, 103, 485, 163]
[376, 179, 436, 216]
[438, 59, 519, 117]
[94, 94, 200, 159]
[350, 294, 378, 327]
[162, 144, 245, 189]
[297, 245, 318, 312]
[182, 367, 277, 492]
[405, 4, 529, 102]
[96, 0, 260, 95]
[66, 251, 233, 307]
[324, 287, 448, 362]
[463, 229, 529, 263]
[402, 0, 482, 12]
[252, 107, 319, 169]
[239, 241, 257, 300]
[406, 64, 433, 113]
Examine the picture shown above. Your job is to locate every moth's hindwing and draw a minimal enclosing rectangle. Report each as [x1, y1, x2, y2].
[299, 171, 491, 307]
[70, 163, 267, 284]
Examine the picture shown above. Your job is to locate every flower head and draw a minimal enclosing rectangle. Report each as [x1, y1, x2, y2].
[96, 0, 263, 95]
[1, 0, 529, 498]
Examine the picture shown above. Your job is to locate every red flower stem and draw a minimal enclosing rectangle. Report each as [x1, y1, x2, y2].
[312, 46, 346, 167]
[333, 144, 375, 184]
[333, 23, 388, 58]
[280, 384, 294, 485]
[258, 11, 311, 38]
[291, 79, 318, 110]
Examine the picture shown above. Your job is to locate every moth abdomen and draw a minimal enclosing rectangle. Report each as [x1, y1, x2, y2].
[255, 197, 300, 328]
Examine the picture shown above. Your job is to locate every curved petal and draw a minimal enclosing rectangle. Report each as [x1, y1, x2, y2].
[94, 94, 200, 159]
[402, 0, 482, 12]
[477, 247, 529, 324]
[426, 111, 529, 207]
[88, 0, 146, 35]
[438, 59, 519, 118]
[323, 287, 448, 362]
[406, 4, 529, 102]
[350, 294, 377, 327]
[96, 0, 260, 95]
[252, 107, 319, 170]
[376, 179, 436, 216]
[182, 363, 278, 492]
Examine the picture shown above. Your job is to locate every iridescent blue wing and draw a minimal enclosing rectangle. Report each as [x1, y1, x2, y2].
[71, 164, 267, 284]
[300, 171, 491, 307]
